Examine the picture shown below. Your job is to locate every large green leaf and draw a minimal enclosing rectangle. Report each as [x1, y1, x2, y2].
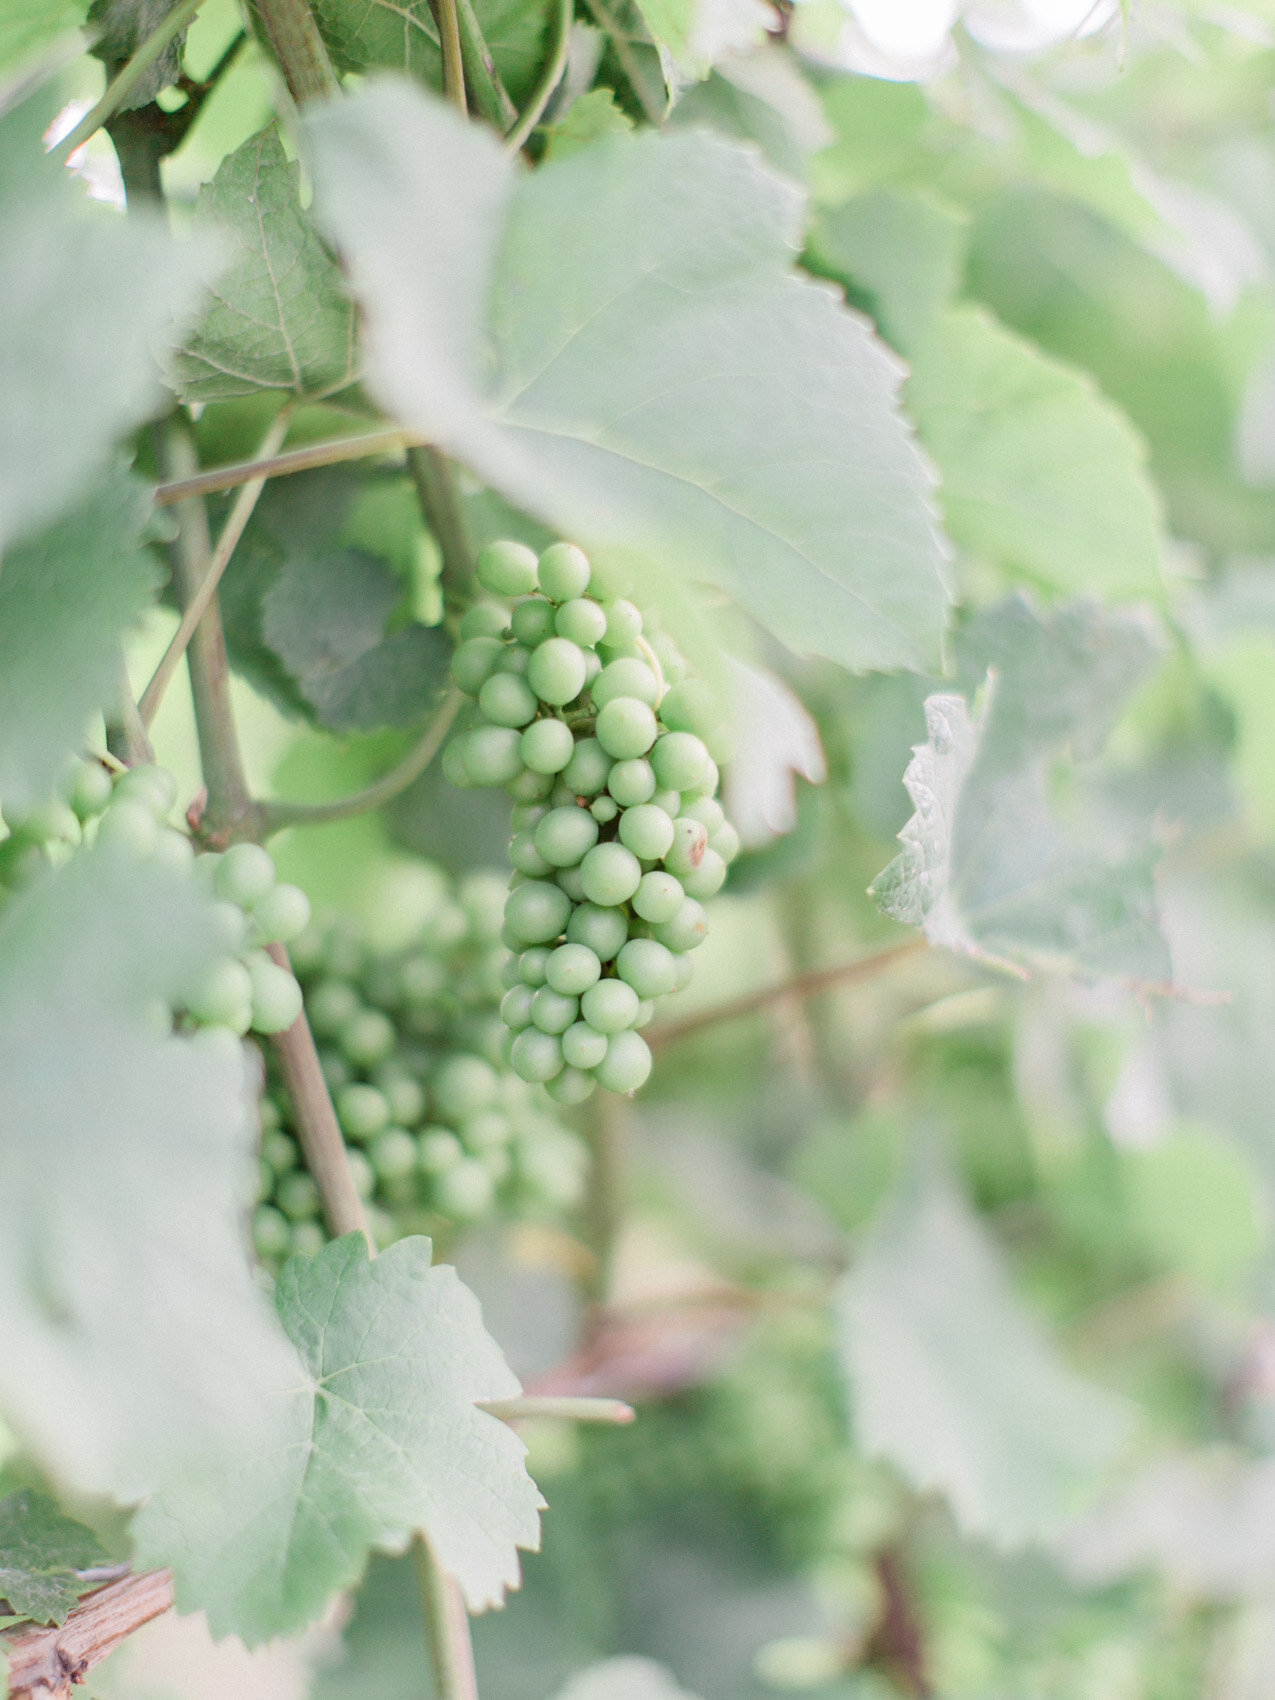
[0, 476, 159, 818]
[0, 1491, 107, 1626]
[834, 1159, 1133, 1546]
[305, 79, 950, 674]
[0, 838, 298, 1503]
[136, 1233, 543, 1645]
[0, 99, 212, 552]
[870, 598, 1170, 983]
[310, 0, 553, 104]
[169, 126, 358, 403]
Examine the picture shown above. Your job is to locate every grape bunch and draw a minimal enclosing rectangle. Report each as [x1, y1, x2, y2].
[443, 541, 738, 1104]
[252, 872, 591, 1266]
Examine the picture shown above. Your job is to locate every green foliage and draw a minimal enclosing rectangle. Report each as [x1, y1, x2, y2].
[0, 1490, 107, 1626]
[556, 1658, 703, 1700]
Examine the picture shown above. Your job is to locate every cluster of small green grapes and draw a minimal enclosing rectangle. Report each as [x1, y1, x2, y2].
[0, 759, 309, 1038]
[251, 874, 590, 1265]
[443, 541, 737, 1104]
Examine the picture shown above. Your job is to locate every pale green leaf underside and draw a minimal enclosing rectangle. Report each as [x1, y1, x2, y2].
[0, 841, 298, 1504]
[0, 1490, 107, 1626]
[169, 125, 357, 403]
[835, 1160, 1133, 1546]
[0, 2, 86, 80]
[136, 1234, 542, 1646]
[871, 598, 1170, 983]
[557, 1658, 705, 1700]
[306, 79, 950, 674]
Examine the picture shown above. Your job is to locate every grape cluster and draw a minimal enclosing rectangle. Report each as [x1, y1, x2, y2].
[252, 872, 590, 1265]
[0, 759, 309, 1038]
[443, 541, 737, 1104]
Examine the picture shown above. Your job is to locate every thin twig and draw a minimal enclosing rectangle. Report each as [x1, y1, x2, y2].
[52, 0, 205, 160]
[578, 0, 663, 124]
[2, 1571, 173, 1700]
[258, 686, 463, 835]
[504, 0, 572, 152]
[140, 412, 289, 730]
[153, 427, 419, 506]
[413, 1537, 480, 1700]
[455, 0, 518, 128]
[407, 448, 475, 616]
[645, 937, 928, 1050]
[107, 654, 156, 767]
[432, 0, 468, 111]
[479, 1394, 635, 1423]
[251, 0, 341, 103]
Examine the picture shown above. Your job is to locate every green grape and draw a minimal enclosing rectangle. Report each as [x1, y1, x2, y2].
[511, 596, 558, 646]
[684, 757, 720, 800]
[340, 1007, 396, 1067]
[476, 539, 538, 597]
[653, 897, 708, 952]
[562, 1020, 608, 1069]
[246, 952, 304, 1034]
[433, 1053, 500, 1119]
[507, 767, 556, 802]
[651, 731, 710, 793]
[632, 870, 684, 924]
[458, 602, 510, 640]
[399, 953, 447, 1005]
[546, 1066, 596, 1106]
[673, 952, 694, 991]
[460, 1110, 510, 1151]
[594, 1028, 653, 1094]
[593, 657, 659, 709]
[374, 1069, 427, 1127]
[591, 794, 619, 823]
[531, 985, 578, 1034]
[510, 1027, 564, 1082]
[562, 738, 611, 797]
[114, 762, 178, 817]
[634, 998, 655, 1028]
[602, 600, 643, 646]
[68, 759, 114, 820]
[277, 1170, 321, 1221]
[501, 983, 535, 1030]
[479, 1144, 512, 1183]
[545, 942, 601, 995]
[320, 1049, 350, 1093]
[290, 1222, 327, 1258]
[442, 737, 476, 788]
[417, 1126, 463, 1173]
[535, 805, 599, 868]
[710, 820, 741, 864]
[214, 842, 276, 909]
[658, 678, 720, 738]
[664, 817, 709, 877]
[504, 879, 571, 944]
[256, 1156, 275, 1203]
[607, 759, 656, 807]
[451, 635, 505, 695]
[582, 648, 602, 689]
[596, 697, 658, 759]
[253, 1205, 291, 1259]
[152, 829, 194, 874]
[510, 829, 554, 878]
[95, 797, 160, 857]
[581, 977, 640, 1033]
[682, 847, 727, 899]
[682, 796, 725, 834]
[555, 597, 607, 647]
[498, 643, 532, 677]
[616, 937, 678, 998]
[579, 842, 642, 907]
[248, 882, 311, 945]
[647, 631, 686, 683]
[652, 786, 682, 817]
[370, 1126, 418, 1182]
[567, 903, 629, 960]
[336, 1082, 391, 1141]
[478, 671, 539, 728]
[346, 1148, 376, 1199]
[557, 865, 586, 902]
[308, 978, 360, 1036]
[617, 803, 675, 861]
[434, 1156, 497, 1219]
[520, 717, 575, 774]
[184, 958, 253, 1032]
[538, 541, 591, 601]
[519, 946, 551, 985]
[528, 637, 587, 707]
[462, 726, 524, 786]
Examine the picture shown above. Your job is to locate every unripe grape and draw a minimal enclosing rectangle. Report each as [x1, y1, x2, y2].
[479, 1144, 513, 1183]
[652, 787, 681, 817]
[593, 658, 659, 709]
[632, 870, 684, 924]
[114, 763, 178, 817]
[510, 1027, 564, 1082]
[309, 979, 360, 1037]
[555, 597, 607, 647]
[653, 897, 708, 952]
[246, 953, 304, 1033]
[511, 596, 558, 647]
[710, 820, 740, 863]
[651, 731, 710, 794]
[581, 977, 640, 1034]
[531, 986, 578, 1034]
[152, 829, 194, 873]
[616, 937, 678, 999]
[214, 842, 276, 909]
[320, 1049, 350, 1093]
[442, 737, 476, 788]
[682, 847, 726, 899]
[682, 797, 725, 834]
[528, 637, 587, 707]
[511, 801, 549, 833]
[510, 830, 554, 878]
[68, 759, 114, 820]
[463, 726, 524, 786]
[557, 865, 586, 902]
[451, 635, 505, 695]
[460, 1110, 510, 1151]
[371, 1127, 418, 1182]
[346, 1148, 376, 1198]
[545, 1067, 596, 1106]
[545, 942, 602, 995]
[498, 643, 532, 676]
[253, 1205, 290, 1259]
[341, 1008, 396, 1067]
[476, 539, 538, 597]
[375, 1071, 426, 1127]
[521, 717, 575, 774]
[504, 879, 571, 945]
[562, 738, 611, 796]
[433, 1054, 499, 1119]
[434, 1155, 497, 1218]
[582, 648, 602, 689]
[479, 672, 538, 728]
[458, 602, 510, 640]
[290, 1222, 327, 1258]
[634, 998, 655, 1028]
[185, 958, 253, 1032]
[262, 1130, 296, 1175]
[596, 697, 658, 759]
[658, 678, 720, 738]
[10, 797, 79, 847]
[673, 951, 694, 991]
[590, 795, 619, 823]
[664, 817, 708, 877]
[538, 542, 591, 601]
[535, 805, 599, 868]
[507, 767, 556, 802]
[602, 600, 643, 646]
[567, 903, 629, 960]
[277, 1170, 321, 1222]
[501, 983, 535, 1030]
[562, 1020, 609, 1069]
[607, 759, 656, 807]
[618, 803, 675, 861]
[337, 1082, 391, 1140]
[683, 757, 720, 801]
[579, 842, 642, 907]
[417, 1126, 462, 1173]
[519, 946, 551, 986]
[595, 1029, 653, 1094]
[550, 780, 576, 808]
[249, 882, 311, 945]
[399, 953, 447, 1006]
[95, 798, 160, 857]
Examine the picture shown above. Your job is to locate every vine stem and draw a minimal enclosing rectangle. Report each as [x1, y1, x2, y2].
[139, 412, 289, 730]
[478, 1394, 635, 1423]
[250, 0, 340, 103]
[153, 427, 420, 506]
[455, 0, 518, 128]
[259, 686, 463, 835]
[52, 0, 205, 160]
[503, 0, 572, 153]
[407, 448, 475, 618]
[2, 1570, 174, 1700]
[432, 0, 468, 112]
[414, 1538, 479, 1700]
[645, 937, 928, 1049]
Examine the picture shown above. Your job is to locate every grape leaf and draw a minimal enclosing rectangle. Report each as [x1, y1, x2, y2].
[310, 0, 553, 103]
[0, 99, 213, 552]
[305, 79, 950, 674]
[722, 659, 825, 847]
[168, 126, 358, 403]
[834, 1158, 1133, 1546]
[904, 307, 1165, 601]
[135, 1233, 543, 1645]
[87, 0, 185, 105]
[0, 838, 299, 1503]
[556, 1658, 704, 1700]
[0, 1491, 107, 1626]
[0, 476, 159, 818]
[870, 597, 1170, 983]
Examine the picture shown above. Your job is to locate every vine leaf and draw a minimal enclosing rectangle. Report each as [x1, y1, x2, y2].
[87, 0, 185, 103]
[135, 1234, 544, 1646]
[0, 97, 212, 552]
[870, 597, 1170, 983]
[168, 126, 358, 404]
[0, 1491, 107, 1627]
[0, 476, 158, 818]
[556, 1658, 704, 1700]
[305, 79, 951, 674]
[310, 0, 553, 104]
[834, 1158, 1133, 1547]
[0, 839, 299, 1504]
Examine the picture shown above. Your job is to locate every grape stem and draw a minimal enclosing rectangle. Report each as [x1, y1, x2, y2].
[407, 448, 476, 619]
[257, 686, 464, 835]
[414, 1537, 479, 1700]
[251, 0, 341, 103]
[153, 427, 421, 506]
[634, 634, 666, 706]
[51, 0, 206, 161]
[454, 0, 518, 128]
[432, 0, 468, 111]
[645, 937, 928, 1049]
[503, 0, 572, 153]
[478, 1395, 635, 1423]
